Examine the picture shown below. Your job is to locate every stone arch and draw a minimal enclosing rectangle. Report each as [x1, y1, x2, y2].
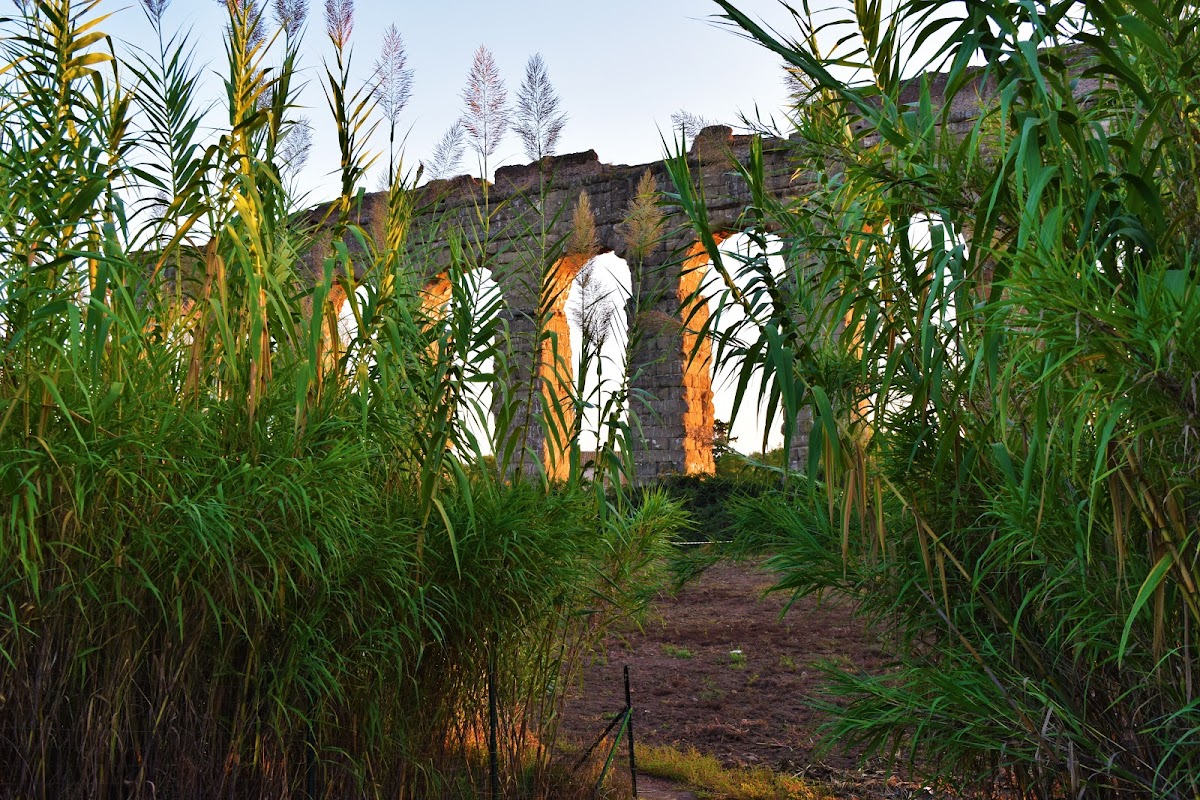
[420, 273, 453, 318]
[714, 230, 810, 471]
[307, 123, 827, 484]
[539, 252, 592, 480]
[418, 267, 505, 452]
[646, 227, 818, 478]
[677, 236, 731, 476]
[564, 251, 632, 465]
[678, 231, 805, 475]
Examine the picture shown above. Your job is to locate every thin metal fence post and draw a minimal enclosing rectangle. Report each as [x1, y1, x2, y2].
[625, 665, 637, 798]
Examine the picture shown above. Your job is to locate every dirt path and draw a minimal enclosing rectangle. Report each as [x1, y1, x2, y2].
[559, 559, 917, 797]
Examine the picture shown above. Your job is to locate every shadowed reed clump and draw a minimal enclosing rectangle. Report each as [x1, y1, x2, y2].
[0, 1, 682, 797]
[668, 0, 1200, 796]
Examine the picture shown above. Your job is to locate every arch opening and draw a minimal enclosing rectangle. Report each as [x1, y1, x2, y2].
[406, 267, 503, 455]
[539, 253, 590, 480]
[565, 252, 632, 475]
[684, 231, 790, 471]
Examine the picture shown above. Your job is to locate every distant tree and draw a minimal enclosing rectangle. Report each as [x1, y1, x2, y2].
[271, 0, 307, 38]
[460, 45, 508, 178]
[426, 120, 466, 180]
[671, 109, 714, 145]
[756, 447, 786, 468]
[372, 24, 413, 186]
[513, 53, 567, 163]
[712, 419, 737, 460]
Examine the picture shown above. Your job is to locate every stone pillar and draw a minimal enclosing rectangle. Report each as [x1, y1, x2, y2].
[491, 247, 540, 479]
[628, 287, 687, 484]
[787, 405, 814, 472]
[491, 254, 587, 481]
[678, 240, 726, 476]
[495, 303, 545, 478]
[628, 240, 720, 484]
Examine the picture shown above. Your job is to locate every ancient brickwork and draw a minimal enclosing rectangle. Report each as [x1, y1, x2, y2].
[298, 60, 1095, 482]
[308, 126, 812, 483]
[678, 240, 725, 477]
[540, 253, 590, 480]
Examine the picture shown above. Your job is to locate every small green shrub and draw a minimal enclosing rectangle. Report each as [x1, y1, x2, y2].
[663, 643, 695, 659]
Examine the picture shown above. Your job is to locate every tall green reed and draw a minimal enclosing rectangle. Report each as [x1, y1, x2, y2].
[668, 0, 1200, 796]
[0, 1, 683, 797]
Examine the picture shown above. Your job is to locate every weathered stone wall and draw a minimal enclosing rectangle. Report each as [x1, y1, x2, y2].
[292, 53, 1103, 482]
[307, 125, 811, 483]
[677, 241, 721, 478]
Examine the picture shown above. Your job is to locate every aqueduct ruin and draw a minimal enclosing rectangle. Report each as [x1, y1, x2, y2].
[312, 125, 812, 483]
[312, 125, 816, 483]
[298, 58, 1081, 483]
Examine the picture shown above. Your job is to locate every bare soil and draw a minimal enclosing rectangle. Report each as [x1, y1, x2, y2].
[559, 559, 936, 798]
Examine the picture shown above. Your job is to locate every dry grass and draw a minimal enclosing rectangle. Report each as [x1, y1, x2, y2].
[636, 744, 835, 800]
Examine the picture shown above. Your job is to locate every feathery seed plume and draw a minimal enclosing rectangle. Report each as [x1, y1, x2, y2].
[324, 0, 353, 49]
[272, 0, 307, 38]
[373, 24, 414, 184]
[568, 191, 598, 258]
[671, 109, 713, 145]
[460, 45, 508, 170]
[278, 115, 314, 177]
[619, 170, 663, 263]
[427, 120, 466, 180]
[140, 0, 171, 25]
[514, 53, 567, 162]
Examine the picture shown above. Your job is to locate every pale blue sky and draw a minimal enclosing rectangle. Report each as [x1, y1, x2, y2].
[105, 0, 799, 200]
